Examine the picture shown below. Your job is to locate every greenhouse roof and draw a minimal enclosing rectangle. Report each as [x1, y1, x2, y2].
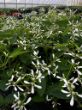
[0, 0, 82, 8]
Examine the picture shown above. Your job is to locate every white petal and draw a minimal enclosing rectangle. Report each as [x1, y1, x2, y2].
[62, 84, 67, 88]
[36, 69, 39, 74]
[48, 69, 51, 75]
[5, 85, 11, 90]
[24, 107, 27, 110]
[34, 84, 42, 89]
[77, 66, 82, 69]
[18, 86, 24, 91]
[73, 78, 78, 84]
[32, 61, 36, 66]
[31, 70, 34, 76]
[63, 79, 68, 85]
[24, 81, 30, 84]
[71, 59, 75, 64]
[14, 86, 17, 91]
[24, 46, 26, 50]
[9, 75, 14, 81]
[70, 96, 74, 106]
[34, 51, 38, 56]
[11, 103, 16, 108]
[46, 95, 52, 101]
[5, 83, 10, 86]
[31, 85, 34, 94]
[13, 106, 18, 110]
[37, 72, 42, 78]
[38, 79, 41, 83]
[70, 77, 74, 81]
[66, 94, 71, 97]
[77, 94, 82, 98]
[76, 70, 82, 75]
[64, 53, 74, 56]
[16, 77, 21, 82]
[61, 90, 70, 94]
[37, 60, 40, 66]
[24, 97, 32, 105]
[53, 74, 56, 77]
[13, 94, 19, 100]
[56, 76, 61, 79]
[52, 54, 55, 58]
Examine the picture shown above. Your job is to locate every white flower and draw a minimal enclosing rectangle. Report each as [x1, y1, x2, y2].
[30, 83, 42, 94]
[59, 75, 80, 106]
[6, 76, 24, 91]
[36, 70, 45, 83]
[24, 80, 42, 94]
[61, 89, 75, 106]
[12, 92, 31, 110]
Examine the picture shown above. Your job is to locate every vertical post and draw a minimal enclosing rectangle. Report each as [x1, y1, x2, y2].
[77, 0, 79, 6]
[73, 0, 79, 6]
[25, 0, 26, 9]
[16, 0, 17, 9]
[4, 0, 5, 8]
[32, 0, 33, 8]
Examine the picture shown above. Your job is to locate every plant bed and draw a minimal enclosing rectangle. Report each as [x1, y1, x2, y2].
[0, 7, 82, 110]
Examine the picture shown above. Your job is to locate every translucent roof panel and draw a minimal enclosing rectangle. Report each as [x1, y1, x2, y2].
[0, 0, 82, 8]
[0, 0, 66, 4]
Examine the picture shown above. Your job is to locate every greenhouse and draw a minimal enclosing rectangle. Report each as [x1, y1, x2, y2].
[0, 0, 82, 110]
[0, 0, 82, 8]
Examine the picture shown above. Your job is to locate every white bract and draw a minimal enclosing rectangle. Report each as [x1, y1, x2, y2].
[6, 75, 24, 92]
[12, 92, 31, 110]
[58, 74, 82, 106]
[24, 69, 43, 94]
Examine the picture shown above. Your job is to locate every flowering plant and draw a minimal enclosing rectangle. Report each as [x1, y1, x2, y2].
[0, 8, 82, 110]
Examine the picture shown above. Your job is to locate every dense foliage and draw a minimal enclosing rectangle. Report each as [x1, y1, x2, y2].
[0, 8, 82, 110]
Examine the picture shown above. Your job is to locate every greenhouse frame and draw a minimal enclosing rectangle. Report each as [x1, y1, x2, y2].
[0, 0, 82, 9]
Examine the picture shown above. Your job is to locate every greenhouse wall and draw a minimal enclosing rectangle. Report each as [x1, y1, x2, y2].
[66, 0, 82, 6]
[0, 0, 82, 8]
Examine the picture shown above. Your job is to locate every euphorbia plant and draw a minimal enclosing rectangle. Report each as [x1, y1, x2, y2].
[0, 7, 82, 110]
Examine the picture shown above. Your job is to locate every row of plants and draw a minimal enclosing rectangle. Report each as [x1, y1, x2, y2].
[0, 6, 52, 16]
[0, 6, 82, 16]
[0, 7, 82, 110]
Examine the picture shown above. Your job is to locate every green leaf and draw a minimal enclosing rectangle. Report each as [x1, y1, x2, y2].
[37, 78, 46, 96]
[0, 94, 13, 106]
[46, 83, 68, 99]
[9, 48, 26, 58]
[32, 95, 45, 102]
